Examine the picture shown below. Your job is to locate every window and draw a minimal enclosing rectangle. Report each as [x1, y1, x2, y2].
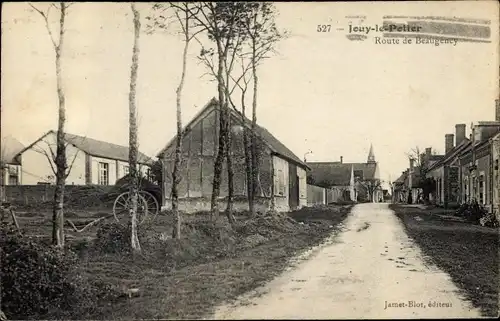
[8, 175, 18, 185]
[478, 175, 485, 204]
[146, 168, 152, 181]
[354, 170, 364, 180]
[98, 162, 109, 185]
[123, 165, 129, 176]
[463, 177, 468, 203]
[274, 169, 286, 196]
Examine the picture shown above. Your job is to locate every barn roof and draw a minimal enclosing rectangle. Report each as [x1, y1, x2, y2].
[157, 98, 309, 169]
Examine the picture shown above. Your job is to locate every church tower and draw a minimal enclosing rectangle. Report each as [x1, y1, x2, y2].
[367, 144, 376, 164]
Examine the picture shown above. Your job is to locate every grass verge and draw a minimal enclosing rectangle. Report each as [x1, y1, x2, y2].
[390, 204, 499, 317]
[6, 204, 352, 320]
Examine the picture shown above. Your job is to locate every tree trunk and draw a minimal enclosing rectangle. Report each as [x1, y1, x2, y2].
[52, 3, 67, 248]
[171, 11, 190, 239]
[250, 41, 259, 215]
[243, 123, 253, 214]
[225, 104, 236, 224]
[210, 48, 227, 221]
[129, 3, 141, 253]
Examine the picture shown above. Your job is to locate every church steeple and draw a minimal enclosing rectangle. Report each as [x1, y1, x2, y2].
[367, 144, 376, 164]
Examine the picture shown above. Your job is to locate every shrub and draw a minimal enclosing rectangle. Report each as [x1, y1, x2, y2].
[0, 223, 95, 319]
[94, 222, 146, 254]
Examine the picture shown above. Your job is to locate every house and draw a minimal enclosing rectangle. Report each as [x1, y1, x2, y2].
[1, 136, 25, 186]
[306, 145, 383, 203]
[405, 148, 444, 203]
[392, 170, 408, 203]
[156, 98, 310, 213]
[491, 132, 500, 220]
[11, 130, 154, 185]
[458, 121, 500, 212]
[426, 124, 471, 207]
[306, 158, 356, 203]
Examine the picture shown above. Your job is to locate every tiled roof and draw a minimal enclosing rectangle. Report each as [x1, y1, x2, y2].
[428, 138, 471, 171]
[157, 98, 309, 169]
[253, 124, 309, 169]
[306, 162, 352, 187]
[428, 155, 444, 162]
[459, 139, 492, 158]
[347, 162, 377, 180]
[1, 136, 24, 165]
[63, 132, 154, 165]
[18, 131, 154, 165]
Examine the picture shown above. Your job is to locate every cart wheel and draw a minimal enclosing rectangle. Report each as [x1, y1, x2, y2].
[113, 192, 149, 226]
[139, 191, 159, 223]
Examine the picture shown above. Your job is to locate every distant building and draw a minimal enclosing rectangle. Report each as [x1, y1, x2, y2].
[306, 159, 356, 203]
[458, 121, 500, 212]
[492, 132, 500, 220]
[1, 136, 25, 186]
[307, 144, 383, 203]
[11, 130, 154, 185]
[426, 124, 471, 207]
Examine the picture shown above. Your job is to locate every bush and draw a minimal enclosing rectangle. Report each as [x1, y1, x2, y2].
[455, 202, 488, 223]
[0, 223, 95, 319]
[94, 222, 147, 254]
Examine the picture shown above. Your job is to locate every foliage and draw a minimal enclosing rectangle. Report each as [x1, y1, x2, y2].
[150, 159, 162, 185]
[407, 146, 437, 201]
[0, 223, 95, 319]
[94, 222, 147, 254]
[455, 201, 489, 223]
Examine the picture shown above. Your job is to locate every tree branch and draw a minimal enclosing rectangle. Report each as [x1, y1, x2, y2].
[66, 214, 114, 233]
[65, 149, 80, 178]
[29, 3, 58, 51]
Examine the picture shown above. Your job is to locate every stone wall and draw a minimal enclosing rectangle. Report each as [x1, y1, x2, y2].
[3, 184, 115, 208]
[161, 196, 271, 214]
[307, 184, 325, 206]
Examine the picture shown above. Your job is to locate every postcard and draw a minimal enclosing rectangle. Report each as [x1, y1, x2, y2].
[1, 1, 498, 320]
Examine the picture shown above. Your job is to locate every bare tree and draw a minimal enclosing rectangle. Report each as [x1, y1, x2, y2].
[29, 2, 72, 247]
[128, 3, 141, 253]
[189, 2, 251, 221]
[356, 178, 382, 202]
[244, 3, 284, 214]
[148, 2, 204, 238]
[196, 3, 284, 217]
[407, 146, 436, 202]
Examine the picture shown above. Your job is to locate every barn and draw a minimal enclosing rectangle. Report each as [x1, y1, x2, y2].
[156, 98, 310, 213]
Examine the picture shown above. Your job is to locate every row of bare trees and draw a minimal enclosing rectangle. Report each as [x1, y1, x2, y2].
[27, 2, 284, 250]
[148, 2, 285, 239]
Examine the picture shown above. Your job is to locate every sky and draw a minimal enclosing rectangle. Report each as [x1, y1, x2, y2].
[1, 1, 499, 189]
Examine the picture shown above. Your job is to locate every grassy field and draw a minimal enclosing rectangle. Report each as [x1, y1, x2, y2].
[7, 204, 352, 320]
[390, 204, 499, 317]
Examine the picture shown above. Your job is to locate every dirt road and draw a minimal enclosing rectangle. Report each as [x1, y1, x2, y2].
[211, 203, 481, 319]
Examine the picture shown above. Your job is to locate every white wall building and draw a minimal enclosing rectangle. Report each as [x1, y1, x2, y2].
[7, 130, 154, 186]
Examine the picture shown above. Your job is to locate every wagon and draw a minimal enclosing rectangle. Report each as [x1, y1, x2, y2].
[111, 175, 162, 226]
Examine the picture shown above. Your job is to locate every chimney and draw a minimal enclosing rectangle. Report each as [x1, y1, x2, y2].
[445, 134, 454, 154]
[425, 147, 432, 158]
[496, 99, 500, 122]
[409, 159, 414, 189]
[455, 124, 466, 146]
[340, 156, 343, 163]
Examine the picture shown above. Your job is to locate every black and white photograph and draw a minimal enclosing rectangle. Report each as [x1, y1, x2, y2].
[1, 1, 499, 319]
